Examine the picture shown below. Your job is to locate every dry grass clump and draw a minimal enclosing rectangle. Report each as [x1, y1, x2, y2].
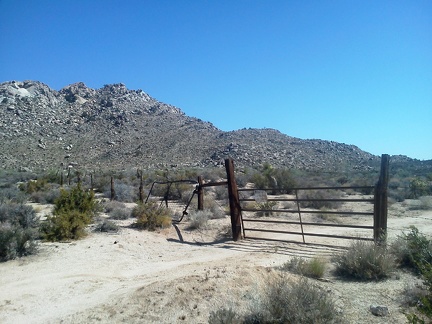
[281, 256, 327, 279]
[333, 240, 395, 280]
[132, 202, 172, 231]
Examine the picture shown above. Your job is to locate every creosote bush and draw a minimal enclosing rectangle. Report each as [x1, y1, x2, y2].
[333, 240, 395, 280]
[42, 184, 99, 241]
[132, 202, 172, 231]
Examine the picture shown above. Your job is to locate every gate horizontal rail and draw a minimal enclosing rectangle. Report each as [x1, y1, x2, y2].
[244, 228, 374, 241]
[241, 208, 374, 216]
[242, 218, 373, 229]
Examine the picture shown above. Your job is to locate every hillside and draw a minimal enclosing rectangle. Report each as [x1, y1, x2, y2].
[0, 80, 427, 172]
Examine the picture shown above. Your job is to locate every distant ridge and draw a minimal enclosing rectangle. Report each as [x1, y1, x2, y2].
[0, 80, 427, 172]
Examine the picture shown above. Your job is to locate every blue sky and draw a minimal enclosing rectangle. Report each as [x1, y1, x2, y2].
[1, 1, 431, 160]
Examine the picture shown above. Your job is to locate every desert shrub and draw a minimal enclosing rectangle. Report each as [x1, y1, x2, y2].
[333, 240, 395, 280]
[299, 189, 342, 210]
[42, 210, 91, 241]
[0, 223, 38, 261]
[0, 203, 39, 261]
[409, 196, 432, 211]
[102, 200, 126, 213]
[188, 210, 211, 229]
[281, 256, 326, 279]
[109, 207, 130, 220]
[251, 163, 297, 194]
[208, 308, 242, 324]
[104, 182, 136, 202]
[255, 201, 277, 217]
[210, 275, 340, 323]
[19, 178, 49, 194]
[249, 276, 339, 323]
[410, 177, 431, 199]
[30, 186, 61, 204]
[0, 187, 28, 204]
[41, 184, 99, 241]
[95, 220, 119, 233]
[214, 186, 228, 200]
[390, 226, 432, 273]
[132, 202, 172, 231]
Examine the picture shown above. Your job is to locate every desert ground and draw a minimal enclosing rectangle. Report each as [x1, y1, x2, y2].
[1, 197, 432, 324]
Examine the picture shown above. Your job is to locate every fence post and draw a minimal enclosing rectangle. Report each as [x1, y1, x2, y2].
[374, 154, 390, 244]
[110, 176, 115, 201]
[197, 176, 204, 210]
[225, 158, 242, 241]
[138, 169, 144, 203]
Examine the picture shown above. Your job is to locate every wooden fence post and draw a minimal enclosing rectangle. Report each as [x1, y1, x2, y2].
[225, 158, 242, 241]
[138, 169, 144, 203]
[374, 154, 390, 244]
[197, 176, 204, 210]
[110, 176, 115, 201]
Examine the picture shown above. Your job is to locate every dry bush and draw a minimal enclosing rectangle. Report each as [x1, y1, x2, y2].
[187, 210, 211, 229]
[132, 202, 172, 231]
[210, 275, 340, 323]
[0, 203, 39, 261]
[299, 189, 342, 210]
[333, 240, 395, 280]
[94, 220, 119, 233]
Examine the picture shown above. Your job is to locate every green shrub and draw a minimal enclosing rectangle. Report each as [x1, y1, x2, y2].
[390, 226, 432, 273]
[132, 202, 172, 231]
[41, 184, 99, 241]
[333, 240, 395, 280]
[281, 256, 326, 279]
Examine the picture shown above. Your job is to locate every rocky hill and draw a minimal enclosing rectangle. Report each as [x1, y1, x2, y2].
[0, 80, 426, 172]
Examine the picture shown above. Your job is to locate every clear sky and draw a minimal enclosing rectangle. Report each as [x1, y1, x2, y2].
[1, 1, 431, 160]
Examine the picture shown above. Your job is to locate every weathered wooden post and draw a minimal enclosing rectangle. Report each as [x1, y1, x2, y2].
[138, 169, 144, 203]
[90, 173, 94, 190]
[110, 176, 115, 201]
[60, 171, 64, 187]
[225, 158, 242, 241]
[197, 176, 204, 210]
[374, 154, 389, 244]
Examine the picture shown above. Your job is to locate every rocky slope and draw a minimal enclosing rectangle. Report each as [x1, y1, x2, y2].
[0, 80, 422, 172]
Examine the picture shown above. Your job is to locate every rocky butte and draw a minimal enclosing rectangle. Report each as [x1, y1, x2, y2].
[0, 80, 425, 172]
